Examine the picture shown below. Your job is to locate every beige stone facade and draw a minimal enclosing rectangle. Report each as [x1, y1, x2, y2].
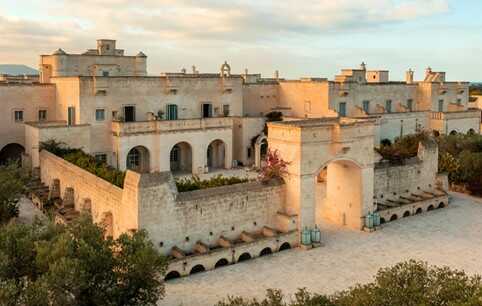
[0, 39, 473, 278]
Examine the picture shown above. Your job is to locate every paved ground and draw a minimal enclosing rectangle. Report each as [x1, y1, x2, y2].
[160, 192, 482, 306]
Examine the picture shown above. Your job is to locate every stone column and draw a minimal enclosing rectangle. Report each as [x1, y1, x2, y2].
[360, 166, 375, 229]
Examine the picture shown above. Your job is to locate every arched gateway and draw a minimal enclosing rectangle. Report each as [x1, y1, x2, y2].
[268, 117, 376, 232]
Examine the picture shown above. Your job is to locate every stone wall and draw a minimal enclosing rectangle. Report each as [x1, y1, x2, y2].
[137, 176, 285, 254]
[39, 150, 286, 255]
[374, 138, 439, 201]
[39, 150, 137, 237]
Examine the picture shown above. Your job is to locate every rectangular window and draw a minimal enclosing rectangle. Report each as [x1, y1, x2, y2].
[362, 100, 370, 113]
[166, 104, 178, 120]
[95, 109, 105, 121]
[438, 99, 444, 112]
[95, 153, 107, 164]
[14, 110, 23, 122]
[338, 102, 347, 117]
[123, 106, 135, 122]
[38, 110, 47, 121]
[202, 103, 213, 118]
[67, 107, 75, 125]
[385, 100, 392, 113]
[223, 104, 230, 117]
[102, 71, 109, 77]
[406, 99, 413, 111]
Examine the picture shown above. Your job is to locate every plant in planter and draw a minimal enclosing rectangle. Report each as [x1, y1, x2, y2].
[258, 149, 290, 183]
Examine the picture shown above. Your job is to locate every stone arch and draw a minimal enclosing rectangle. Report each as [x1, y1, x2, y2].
[438, 202, 445, 209]
[380, 217, 386, 224]
[259, 247, 272, 257]
[390, 214, 398, 221]
[170, 142, 192, 173]
[207, 139, 226, 170]
[190, 264, 205, 275]
[254, 134, 268, 168]
[0, 143, 25, 165]
[449, 130, 457, 136]
[427, 205, 434, 211]
[126, 146, 150, 173]
[237, 252, 251, 262]
[415, 207, 423, 214]
[468, 128, 476, 135]
[214, 258, 229, 268]
[403, 211, 410, 218]
[315, 158, 366, 229]
[279, 242, 291, 251]
[164, 270, 181, 281]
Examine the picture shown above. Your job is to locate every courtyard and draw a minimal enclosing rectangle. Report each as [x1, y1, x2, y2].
[160, 192, 482, 306]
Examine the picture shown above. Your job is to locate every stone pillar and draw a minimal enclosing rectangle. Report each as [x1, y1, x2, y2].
[49, 178, 61, 200]
[63, 187, 75, 209]
[360, 166, 375, 228]
[284, 174, 316, 232]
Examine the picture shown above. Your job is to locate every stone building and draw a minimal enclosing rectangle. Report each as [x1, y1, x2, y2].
[1, 39, 462, 277]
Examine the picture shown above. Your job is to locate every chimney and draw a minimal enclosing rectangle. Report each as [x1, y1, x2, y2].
[360, 62, 367, 71]
[425, 67, 432, 77]
[406, 69, 414, 84]
[274, 70, 279, 80]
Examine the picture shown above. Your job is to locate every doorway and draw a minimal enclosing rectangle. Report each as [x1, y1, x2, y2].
[124, 106, 136, 122]
[202, 103, 212, 118]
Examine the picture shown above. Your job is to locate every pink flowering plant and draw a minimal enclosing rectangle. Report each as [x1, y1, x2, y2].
[259, 149, 290, 183]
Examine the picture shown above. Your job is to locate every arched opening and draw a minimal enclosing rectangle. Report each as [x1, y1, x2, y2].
[259, 247, 272, 257]
[427, 205, 434, 211]
[126, 146, 150, 173]
[380, 217, 386, 224]
[279, 242, 291, 251]
[164, 271, 181, 281]
[449, 130, 457, 136]
[390, 214, 398, 221]
[403, 211, 410, 218]
[170, 142, 192, 174]
[315, 159, 364, 229]
[238, 252, 251, 262]
[433, 130, 440, 137]
[189, 264, 205, 275]
[468, 129, 476, 135]
[0, 143, 25, 166]
[415, 208, 423, 214]
[207, 139, 226, 170]
[254, 135, 268, 168]
[214, 258, 229, 268]
[438, 202, 445, 209]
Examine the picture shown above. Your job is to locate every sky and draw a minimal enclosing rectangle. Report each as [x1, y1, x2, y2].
[0, 0, 481, 81]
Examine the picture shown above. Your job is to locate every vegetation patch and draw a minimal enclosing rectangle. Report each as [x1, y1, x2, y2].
[216, 260, 482, 306]
[175, 175, 249, 192]
[40, 140, 125, 188]
[376, 132, 429, 164]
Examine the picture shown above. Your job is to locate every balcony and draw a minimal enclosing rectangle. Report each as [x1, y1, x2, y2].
[112, 117, 233, 136]
[430, 110, 481, 121]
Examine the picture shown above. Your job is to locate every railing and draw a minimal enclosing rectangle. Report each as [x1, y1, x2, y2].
[112, 117, 233, 136]
[431, 110, 481, 120]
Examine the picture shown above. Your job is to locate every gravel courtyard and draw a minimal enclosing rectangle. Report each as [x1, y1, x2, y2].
[160, 192, 482, 306]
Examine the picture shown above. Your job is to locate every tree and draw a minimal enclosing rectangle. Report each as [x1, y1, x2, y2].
[0, 162, 28, 224]
[217, 261, 482, 306]
[0, 215, 167, 306]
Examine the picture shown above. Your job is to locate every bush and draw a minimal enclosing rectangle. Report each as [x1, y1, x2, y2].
[259, 149, 290, 183]
[217, 260, 482, 306]
[375, 132, 430, 164]
[40, 140, 126, 188]
[175, 175, 249, 192]
[0, 215, 167, 306]
[0, 162, 29, 224]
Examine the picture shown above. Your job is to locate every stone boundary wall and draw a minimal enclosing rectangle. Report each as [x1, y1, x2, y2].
[374, 140, 439, 200]
[138, 173, 286, 254]
[39, 150, 135, 236]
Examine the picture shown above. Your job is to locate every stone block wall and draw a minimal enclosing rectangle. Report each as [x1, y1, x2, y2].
[374, 138, 440, 201]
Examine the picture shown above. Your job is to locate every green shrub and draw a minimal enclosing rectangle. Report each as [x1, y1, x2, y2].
[40, 140, 126, 188]
[175, 175, 249, 192]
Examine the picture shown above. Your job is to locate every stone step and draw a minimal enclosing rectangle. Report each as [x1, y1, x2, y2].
[218, 236, 232, 248]
[240, 231, 255, 243]
[171, 246, 185, 259]
[193, 241, 209, 254]
[275, 211, 297, 233]
[262, 226, 277, 237]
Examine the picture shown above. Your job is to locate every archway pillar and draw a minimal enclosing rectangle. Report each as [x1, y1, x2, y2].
[192, 143, 206, 175]
[284, 173, 317, 232]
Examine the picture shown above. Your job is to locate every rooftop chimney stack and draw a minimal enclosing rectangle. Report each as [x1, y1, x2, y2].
[406, 69, 414, 84]
[274, 70, 279, 80]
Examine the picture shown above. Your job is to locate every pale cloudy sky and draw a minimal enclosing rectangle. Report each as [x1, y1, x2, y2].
[0, 0, 481, 81]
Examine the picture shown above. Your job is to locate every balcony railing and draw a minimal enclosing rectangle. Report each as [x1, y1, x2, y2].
[112, 117, 233, 136]
[431, 110, 481, 121]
